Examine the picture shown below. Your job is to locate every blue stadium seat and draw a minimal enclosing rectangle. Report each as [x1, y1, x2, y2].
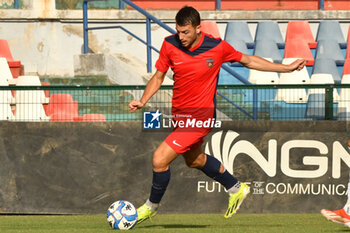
[305, 93, 338, 120]
[225, 39, 249, 54]
[315, 39, 345, 65]
[269, 101, 307, 121]
[316, 20, 347, 49]
[254, 40, 282, 63]
[255, 21, 285, 49]
[225, 21, 254, 48]
[219, 66, 249, 85]
[312, 58, 341, 84]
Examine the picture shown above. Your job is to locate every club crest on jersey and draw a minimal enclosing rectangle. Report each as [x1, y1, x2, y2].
[206, 58, 214, 68]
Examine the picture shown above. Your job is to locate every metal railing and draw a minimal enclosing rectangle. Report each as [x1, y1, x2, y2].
[14, 0, 19, 8]
[1, 84, 349, 122]
[83, 0, 174, 73]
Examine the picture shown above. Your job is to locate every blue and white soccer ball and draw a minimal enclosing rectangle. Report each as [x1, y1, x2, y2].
[107, 200, 138, 230]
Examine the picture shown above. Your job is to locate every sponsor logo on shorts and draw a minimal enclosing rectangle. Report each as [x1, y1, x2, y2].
[172, 140, 182, 147]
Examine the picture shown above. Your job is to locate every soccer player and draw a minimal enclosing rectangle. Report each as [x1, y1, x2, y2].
[321, 139, 350, 227]
[128, 6, 306, 224]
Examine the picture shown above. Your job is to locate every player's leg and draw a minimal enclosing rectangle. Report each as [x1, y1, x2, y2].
[321, 142, 350, 227]
[137, 141, 178, 224]
[182, 145, 250, 218]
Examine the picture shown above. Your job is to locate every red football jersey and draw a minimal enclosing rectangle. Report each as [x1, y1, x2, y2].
[155, 32, 242, 117]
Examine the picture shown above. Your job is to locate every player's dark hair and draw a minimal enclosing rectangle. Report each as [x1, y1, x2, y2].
[175, 6, 201, 27]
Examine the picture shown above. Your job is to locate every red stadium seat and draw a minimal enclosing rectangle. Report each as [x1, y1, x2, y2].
[48, 94, 79, 121]
[82, 114, 106, 122]
[201, 21, 221, 38]
[41, 82, 50, 98]
[285, 21, 317, 49]
[0, 39, 22, 78]
[284, 39, 314, 66]
[343, 59, 350, 76]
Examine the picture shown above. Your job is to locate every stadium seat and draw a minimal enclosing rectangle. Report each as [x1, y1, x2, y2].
[305, 94, 327, 120]
[48, 94, 79, 121]
[82, 114, 107, 122]
[283, 39, 314, 66]
[254, 21, 284, 48]
[16, 76, 49, 104]
[201, 21, 221, 38]
[275, 58, 309, 103]
[0, 39, 22, 78]
[343, 59, 350, 76]
[254, 40, 282, 63]
[338, 75, 350, 120]
[309, 73, 339, 101]
[14, 89, 49, 122]
[316, 20, 347, 49]
[0, 57, 16, 85]
[41, 82, 50, 98]
[225, 21, 254, 48]
[225, 39, 249, 55]
[285, 21, 317, 48]
[347, 26, 350, 58]
[0, 103, 14, 121]
[269, 101, 307, 121]
[312, 58, 341, 83]
[248, 58, 279, 84]
[315, 39, 345, 65]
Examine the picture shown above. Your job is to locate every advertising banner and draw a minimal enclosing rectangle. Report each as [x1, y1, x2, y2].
[0, 122, 349, 214]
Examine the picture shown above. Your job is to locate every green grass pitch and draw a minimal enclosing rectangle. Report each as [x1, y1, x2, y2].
[0, 213, 347, 233]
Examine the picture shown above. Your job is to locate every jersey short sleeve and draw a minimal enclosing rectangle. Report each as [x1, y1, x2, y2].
[221, 40, 243, 63]
[155, 40, 171, 73]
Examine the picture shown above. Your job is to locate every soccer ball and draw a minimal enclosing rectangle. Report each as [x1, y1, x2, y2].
[107, 200, 138, 230]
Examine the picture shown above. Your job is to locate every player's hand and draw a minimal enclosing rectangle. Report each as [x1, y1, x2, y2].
[128, 100, 145, 112]
[288, 59, 307, 72]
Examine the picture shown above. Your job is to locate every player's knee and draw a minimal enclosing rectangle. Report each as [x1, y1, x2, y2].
[185, 155, 205, 168]
[152, 150, 168, 172]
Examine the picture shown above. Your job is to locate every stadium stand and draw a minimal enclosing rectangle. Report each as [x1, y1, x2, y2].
[316, 20, 347, 49]
[305, 93, 329, 120]
[338, 74, 350, 120]
[15, 76, 49, 103]
[0, 39, 22, 78]
[253, 40, 282, 63]
[81, 113, 107, 122]
[309, 73, 339, 101]
[14, 91, 49, 122]
[347, 26, 350, 58]
[0, 104, 14, 120]
[285, 21, 317, 49]
[225, 39, 249, 55]
[312, 58, 341, 83]
[275, 58, 309, 103]
[343, 59, 350, 77]
[225, 21, 254, 48]
[248, 58, 279, 84]
[283, 39, 314, 66]
[315, 39, 345, 65]
[254, 21, 284, 48]
[48, 93, 79, 122]
[201, 21, 221, 38]
[0, 57, 16, 85]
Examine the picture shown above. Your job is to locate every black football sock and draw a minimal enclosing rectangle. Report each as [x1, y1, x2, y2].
[200, 154, 238, 190]
[149, 169, 171, 204]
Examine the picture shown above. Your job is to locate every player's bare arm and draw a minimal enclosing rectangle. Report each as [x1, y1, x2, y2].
[128, 70, 166, 112]
[239, 54, 307, 73]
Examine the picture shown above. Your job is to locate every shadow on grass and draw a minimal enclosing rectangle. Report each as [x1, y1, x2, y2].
[139, 224, 209, 229]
